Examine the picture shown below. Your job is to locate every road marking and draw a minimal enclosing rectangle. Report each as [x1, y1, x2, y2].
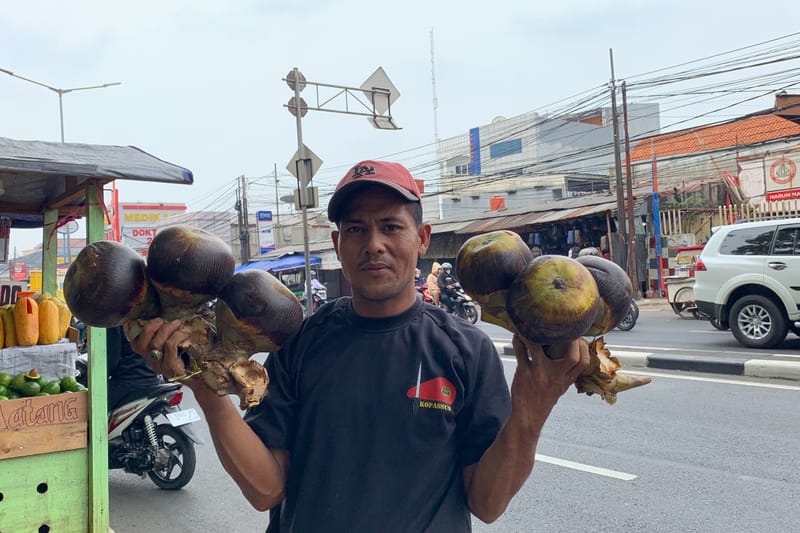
[609, 343, 800, 358]
[620, 370, 800, 390]
[535, 454, 638, 480]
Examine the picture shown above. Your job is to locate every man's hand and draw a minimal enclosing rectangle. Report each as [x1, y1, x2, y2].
[128, 318, 193, 383]
[508, 334, 591, 430]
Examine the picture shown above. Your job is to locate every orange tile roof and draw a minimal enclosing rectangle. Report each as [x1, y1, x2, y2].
[628, 113, 800, 163]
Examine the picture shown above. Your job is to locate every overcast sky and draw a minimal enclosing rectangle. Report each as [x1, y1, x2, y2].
[3, 0, 799, 254]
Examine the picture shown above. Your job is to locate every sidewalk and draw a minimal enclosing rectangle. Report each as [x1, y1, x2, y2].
[491, 298, 800, 383]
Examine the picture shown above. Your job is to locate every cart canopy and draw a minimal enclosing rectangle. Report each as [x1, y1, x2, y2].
[0, 136, 193, 228]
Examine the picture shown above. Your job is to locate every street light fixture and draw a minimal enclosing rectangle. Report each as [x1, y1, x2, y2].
[0, 67, 121, 143]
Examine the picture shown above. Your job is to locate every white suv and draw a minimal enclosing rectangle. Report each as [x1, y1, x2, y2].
[694, 217, 800, 348]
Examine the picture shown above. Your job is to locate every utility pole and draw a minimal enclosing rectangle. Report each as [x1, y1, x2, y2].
[609, 49, 627, 268]
[235, 182, 246, 263]
[273, 163, 281, 229]
[240, 175, 251, 263]
[621, 81, 640, 298]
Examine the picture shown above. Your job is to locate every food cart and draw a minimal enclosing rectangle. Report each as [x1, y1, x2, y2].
[664, 245, 704, 318]
[0, 136, 192, 532]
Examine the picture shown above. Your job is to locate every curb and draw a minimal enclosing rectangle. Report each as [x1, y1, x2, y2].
[492, 342, 800, 382]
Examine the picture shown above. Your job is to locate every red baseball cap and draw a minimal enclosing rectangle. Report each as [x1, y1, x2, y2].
[327, 160, 422, 222]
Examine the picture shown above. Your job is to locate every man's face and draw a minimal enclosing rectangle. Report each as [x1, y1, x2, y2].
[332, 186, 430, 317]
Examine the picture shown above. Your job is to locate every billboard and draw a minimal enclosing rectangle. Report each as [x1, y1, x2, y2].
[257, 210, 275, 255]
[765, 154, 800, 201]
[120, 203, 187, 256]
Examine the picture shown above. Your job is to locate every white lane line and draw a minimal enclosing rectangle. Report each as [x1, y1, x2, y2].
[620, 370, 800, 390]
[535, 454, 638, 481]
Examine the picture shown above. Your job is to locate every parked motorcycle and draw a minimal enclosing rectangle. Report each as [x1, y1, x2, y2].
[615, 299, 639, 331]
[416, 283, 434, 304]
[442, 282, 479, 324]
[76, 355, 201, 490]
[299, 287, 328, 315]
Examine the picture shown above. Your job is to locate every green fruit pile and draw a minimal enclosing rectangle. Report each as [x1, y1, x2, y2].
[0, 369, 87, 401]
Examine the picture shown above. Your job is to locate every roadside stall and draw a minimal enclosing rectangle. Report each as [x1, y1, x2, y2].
[0, 136, 192, 532]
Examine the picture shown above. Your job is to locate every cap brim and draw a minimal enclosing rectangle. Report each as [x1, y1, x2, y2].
[328, 179, 419, 222]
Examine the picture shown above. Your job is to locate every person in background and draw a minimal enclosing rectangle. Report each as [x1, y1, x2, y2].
[106, 326, 161, 411]
[426, 261, 442, 307]
[414, 267, 424, 287]
[437, 261, 458, 313]
[130, 160, 589, 533]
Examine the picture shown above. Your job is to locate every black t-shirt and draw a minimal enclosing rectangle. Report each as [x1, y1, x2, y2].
[245, 298, 511, 533]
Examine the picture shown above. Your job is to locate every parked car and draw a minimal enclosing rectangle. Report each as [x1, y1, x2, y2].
[694, 217, 800, 348]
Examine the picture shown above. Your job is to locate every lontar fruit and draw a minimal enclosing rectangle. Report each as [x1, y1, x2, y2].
[456, 230, 533, 332]
[507, 255, 601, 345]
[576, 255, 634, 336]
[455, 231, 651, 404]
[146, 226, 236, 320]
[64, 240, 160, 328]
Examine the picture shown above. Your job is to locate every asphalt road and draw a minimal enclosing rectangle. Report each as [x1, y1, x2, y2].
[107, 309, 800, 532]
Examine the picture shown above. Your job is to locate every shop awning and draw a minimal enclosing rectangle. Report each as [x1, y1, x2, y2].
[236, 254, 321, 273]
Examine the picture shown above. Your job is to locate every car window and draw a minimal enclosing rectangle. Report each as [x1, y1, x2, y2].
[772, 226, 800, 255]
[719, 226, 775, 255]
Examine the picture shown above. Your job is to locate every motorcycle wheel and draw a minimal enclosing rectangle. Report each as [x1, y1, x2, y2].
[463, 305, 479, 324]
[147, 424, 197, 490]
[616, 302, 638, 331]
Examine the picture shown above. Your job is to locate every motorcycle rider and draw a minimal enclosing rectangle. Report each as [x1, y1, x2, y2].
[437, 262, 458, 313]
[107, 326, 161, 411]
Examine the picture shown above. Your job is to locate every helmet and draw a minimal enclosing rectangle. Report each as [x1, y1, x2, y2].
[578, 247, 601, 257]
[441, 262, 452, 271]
[310, 270, 318, 278]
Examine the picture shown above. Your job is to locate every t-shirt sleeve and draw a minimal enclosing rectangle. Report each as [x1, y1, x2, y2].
[455, 334, 511, 466]
[244, 346, 296, 451]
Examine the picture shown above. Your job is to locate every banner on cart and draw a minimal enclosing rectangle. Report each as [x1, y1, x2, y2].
[0, 343, 79, 381]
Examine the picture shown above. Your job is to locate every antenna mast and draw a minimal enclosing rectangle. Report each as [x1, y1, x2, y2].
[430, 28, 439, 143]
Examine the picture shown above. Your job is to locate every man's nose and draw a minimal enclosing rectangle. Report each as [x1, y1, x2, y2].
[364, 228, 386, 254]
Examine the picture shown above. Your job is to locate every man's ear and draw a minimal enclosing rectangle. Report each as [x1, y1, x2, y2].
[417, 223, 432, 257]
[331, 230, 340, 259]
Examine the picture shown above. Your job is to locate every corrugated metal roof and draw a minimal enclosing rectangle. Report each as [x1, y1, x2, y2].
[452, 201, 620, 234]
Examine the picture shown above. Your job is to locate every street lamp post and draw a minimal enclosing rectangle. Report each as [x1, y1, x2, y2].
[0, 68, 121, 142]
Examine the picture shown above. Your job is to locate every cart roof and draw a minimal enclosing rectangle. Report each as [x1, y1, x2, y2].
[0, 136, 193, 228]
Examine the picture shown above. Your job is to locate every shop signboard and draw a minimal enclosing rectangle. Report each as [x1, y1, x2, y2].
[119, 203, 187, 256]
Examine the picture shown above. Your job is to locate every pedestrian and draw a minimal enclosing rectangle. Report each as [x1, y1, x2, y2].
[130, 160, 590, 533]
[426, 260, 442, 306]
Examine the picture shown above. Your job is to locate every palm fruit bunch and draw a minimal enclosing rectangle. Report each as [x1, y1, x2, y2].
[63, 226, 303, 409]
[455, 230, 651, 405]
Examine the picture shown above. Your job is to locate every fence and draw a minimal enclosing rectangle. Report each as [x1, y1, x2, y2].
[717, 200, 800, 224]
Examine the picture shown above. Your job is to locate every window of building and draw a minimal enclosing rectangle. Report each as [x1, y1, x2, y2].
[454, 164, 469, 175]
[489, 139, 522, 159]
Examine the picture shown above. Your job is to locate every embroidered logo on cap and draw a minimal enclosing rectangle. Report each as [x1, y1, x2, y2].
[350, 164, 376, 179]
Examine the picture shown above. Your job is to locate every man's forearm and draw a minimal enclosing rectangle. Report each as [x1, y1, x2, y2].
[192, 385, 287, 511]
[465, 410, 540, 523]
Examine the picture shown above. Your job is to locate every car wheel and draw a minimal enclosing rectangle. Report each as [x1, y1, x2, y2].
[729, 295, 787, 348]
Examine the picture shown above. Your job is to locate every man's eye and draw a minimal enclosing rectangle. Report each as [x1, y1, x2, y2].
[384, 224, 400, 231]
[345, 226, 364, 233]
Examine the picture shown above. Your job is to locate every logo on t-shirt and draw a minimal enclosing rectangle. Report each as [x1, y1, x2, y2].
[407, 377, 457, 412]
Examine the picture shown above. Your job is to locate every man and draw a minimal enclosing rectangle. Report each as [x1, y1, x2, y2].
[131, 160, 589, 533]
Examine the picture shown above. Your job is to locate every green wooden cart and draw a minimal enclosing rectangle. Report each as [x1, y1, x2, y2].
[0, 136, 193, 532]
